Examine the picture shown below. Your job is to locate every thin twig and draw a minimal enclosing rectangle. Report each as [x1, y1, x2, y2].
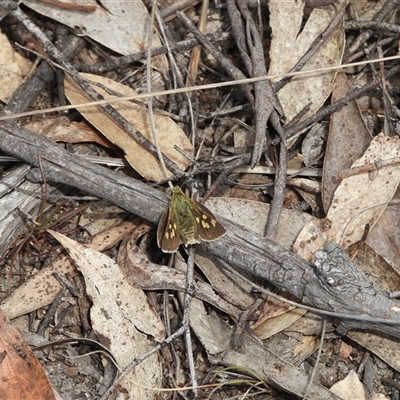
[1, 55, 400, 122]
[75, 33, 229, 73]
[303, 319, 327, 400]
[146, 3, 172, 187]
[149, 3, 197, 395]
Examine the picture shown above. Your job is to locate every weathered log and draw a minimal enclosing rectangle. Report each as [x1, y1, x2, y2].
[0, 121, 399, 338]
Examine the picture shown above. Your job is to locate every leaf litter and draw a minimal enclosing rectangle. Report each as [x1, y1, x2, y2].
[0, 0, 399, 399]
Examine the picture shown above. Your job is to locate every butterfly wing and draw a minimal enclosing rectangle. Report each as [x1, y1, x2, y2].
[157, 186, 226, 252]
[157, 206, 181, 253]
[191, 200, 226, 242]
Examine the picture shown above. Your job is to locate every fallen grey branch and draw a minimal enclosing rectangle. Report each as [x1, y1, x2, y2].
[1, 122, 400, 338]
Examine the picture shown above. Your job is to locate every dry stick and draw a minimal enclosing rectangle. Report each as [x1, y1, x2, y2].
[363, 357, 374, 400]
[265, 144, 287, 239]
[2, 123, 400, 337]
[154, 9, 197, 154]
[160, 0, 201, 20]
[199, 103, 252, 119]
[337, 157, 400, 181]
[203, 60, 398, 178]
[346, 20, 400, 34]
[95, 4, 200, 397]
[203, 152, 252, 201]
[175, 11, 254, 107]
[147, 4, 198, 396]
[194, 1, 287, 238]
[227, 1, 289, 335]
[215, 3, 286, 329]
[156, 3, 203, 394]
[303, 319, 327, 400]
[182, 247, 197, 395]
[146, 8, 171, 190]
[183, 2, 206, 156]
[74, 33, 229, 74]
[216, 250, 400, 333]
[0, 34, 85, 277]
[1, 55, 399, 123]
[266, 8, 345, 226]
[1, 0, 185, 180]
[235, 1, 286, 238]
[3, 4, 194, 396]
[186, 0, 209, 85]
[345, 37, 394, 64]
[100, 325, 188, 400]
[344, 0, 398, 58]
[2, 0, 400, 322]
[178, 7, 288, 238]
[284, 64, 400, 142]
[226, 0, 285, 167]
[36, 288, 69, 336]
[4, 34, 84, 116]
[377, 45, 396, 137]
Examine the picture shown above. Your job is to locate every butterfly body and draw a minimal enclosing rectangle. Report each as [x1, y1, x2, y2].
[157, 186, 226, 253]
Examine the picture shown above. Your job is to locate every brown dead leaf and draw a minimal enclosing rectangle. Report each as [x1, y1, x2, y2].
[1, 220, 138, 319]
[322, 71, 372, 212]
[64, 73, 193, 181]
[253, 295, 296, 326]
[293, 218, 332, 261]
[253, 307, 307, 340]
[0, 32, 32, 103]
[24, 116, 111, 147]
[340, 341, 353, 359]
[194, 249, 254, 311]
[292, 335, 320, 360]
[0, 308, 55, 400]
[49, 230, 164, 399]
[207, 197, 316, 250]
[350, 242, 400, 293]
[347, 330, 400, 373]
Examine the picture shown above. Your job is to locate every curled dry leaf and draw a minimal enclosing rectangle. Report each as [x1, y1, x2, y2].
[0, 308, 55, 400]
[48, 230, 165, 399]
[64, 73, 193, 181]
